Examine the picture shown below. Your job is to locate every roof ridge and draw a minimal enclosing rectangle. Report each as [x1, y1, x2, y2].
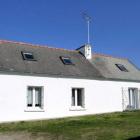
[93, 52, 128, 60]
[0, 39, 77, 52]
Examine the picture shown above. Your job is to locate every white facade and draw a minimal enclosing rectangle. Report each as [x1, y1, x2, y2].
[0, 74, 140, 122]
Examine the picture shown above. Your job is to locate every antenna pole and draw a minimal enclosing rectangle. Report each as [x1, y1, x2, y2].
[87, 19, 90, 44]
[82, 12, 92, 45]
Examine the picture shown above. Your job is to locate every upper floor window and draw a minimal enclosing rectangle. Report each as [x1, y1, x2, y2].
[22, 52, 36, 61]
[115, 64, 128, 72]
[60, 56, 73, 65]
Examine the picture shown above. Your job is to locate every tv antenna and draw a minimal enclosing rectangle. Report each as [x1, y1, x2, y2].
[82, 12, 92, 44]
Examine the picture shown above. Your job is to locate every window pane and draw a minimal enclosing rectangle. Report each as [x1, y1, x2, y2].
[63, 59, 72, 64]
[129, 88, 139, 109]
[115, 64, 128, 72]
[25, 53, 34, 60]
[134, 89, 139, 109]
[35, 87, 42, 107]
[72, 89, 75, 106]
[77, 89, 82, 106]
[60, 56, 73, 65]
[27, 87, 33, 107]
[128, 89, 132, 107]
[22, 52, 36, 61]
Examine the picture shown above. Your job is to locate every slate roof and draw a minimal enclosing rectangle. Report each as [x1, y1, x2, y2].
[0, 40, 140, 82]
[0, 40, 102, 79]
[90, 53, 140, 82]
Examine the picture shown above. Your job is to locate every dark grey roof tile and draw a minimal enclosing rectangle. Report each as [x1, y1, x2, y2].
[90, 53, 140, 82]
[0, 41, 103, 79]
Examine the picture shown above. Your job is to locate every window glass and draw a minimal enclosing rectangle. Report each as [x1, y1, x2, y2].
[35, 87, 42, 107]
[27, 87, 33, 107]
[71, 88, 84, 108]
[22, 52, 36, 61]
[115, 64, 128, 72]
[77, 89, 82, 106]
[27, 86, 43, 109]
[60, 56, 73, 65]
[72, 89, 75, 106]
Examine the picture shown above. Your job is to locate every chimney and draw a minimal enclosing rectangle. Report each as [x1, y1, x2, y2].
[76, 44, 92, 59]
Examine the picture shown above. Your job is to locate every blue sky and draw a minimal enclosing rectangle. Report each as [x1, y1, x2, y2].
[0, 0, 140, 67]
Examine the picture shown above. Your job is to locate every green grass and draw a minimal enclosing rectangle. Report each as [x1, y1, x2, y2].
[0, 111, 140, 140]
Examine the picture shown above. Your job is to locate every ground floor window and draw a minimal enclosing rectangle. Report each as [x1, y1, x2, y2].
[128, 88, 140, 109]
[27, 86, 43, 110]
[122, 87, 140, 110]
[71, 88, 85, 109]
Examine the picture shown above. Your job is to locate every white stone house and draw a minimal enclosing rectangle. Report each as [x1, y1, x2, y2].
[0, 40, 140, 122]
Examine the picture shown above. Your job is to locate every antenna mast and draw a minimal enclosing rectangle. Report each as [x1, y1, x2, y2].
[82, 12, 92, 44]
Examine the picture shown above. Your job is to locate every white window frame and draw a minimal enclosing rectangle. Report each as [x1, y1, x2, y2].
[128, 88, 140, 110]
[70, 88, 85, 111]
[122, 87, 140, 111]
[25, 86, 44, 112]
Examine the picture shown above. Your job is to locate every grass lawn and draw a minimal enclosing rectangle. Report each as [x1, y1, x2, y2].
[0, 111, 140, 140]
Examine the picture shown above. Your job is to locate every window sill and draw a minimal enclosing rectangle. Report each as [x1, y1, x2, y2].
[69, 107, 86, 111]
[24, 108, 45, 112]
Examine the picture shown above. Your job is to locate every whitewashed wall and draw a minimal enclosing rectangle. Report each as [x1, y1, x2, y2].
[0, 74, 140, 122]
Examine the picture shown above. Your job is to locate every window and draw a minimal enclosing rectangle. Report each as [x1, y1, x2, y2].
[22, 52, 36, 61]
[128, 88, 140, 109]
[60, 56, 73, 65]
[71, 88, 85, 109]
[122, 87, 140, 110]
[27, 86, 43, 110]
[115, 64, 128, 72]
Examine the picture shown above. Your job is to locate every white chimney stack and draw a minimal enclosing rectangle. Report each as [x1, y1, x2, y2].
[76, 44, 92, 60]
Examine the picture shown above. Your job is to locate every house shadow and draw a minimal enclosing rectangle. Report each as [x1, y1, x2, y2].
[127, 136, 140, 140]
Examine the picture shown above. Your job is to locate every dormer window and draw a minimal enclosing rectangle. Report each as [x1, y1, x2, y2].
[115, 64, 128, 72]
[22, 52, 36, 61]
[60, 56, 73, 65]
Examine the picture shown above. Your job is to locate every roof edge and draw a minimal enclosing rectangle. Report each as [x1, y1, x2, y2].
[0, 70, 140, 83]
[93, 52, 128, 60]
[0, 39, 77, 53]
